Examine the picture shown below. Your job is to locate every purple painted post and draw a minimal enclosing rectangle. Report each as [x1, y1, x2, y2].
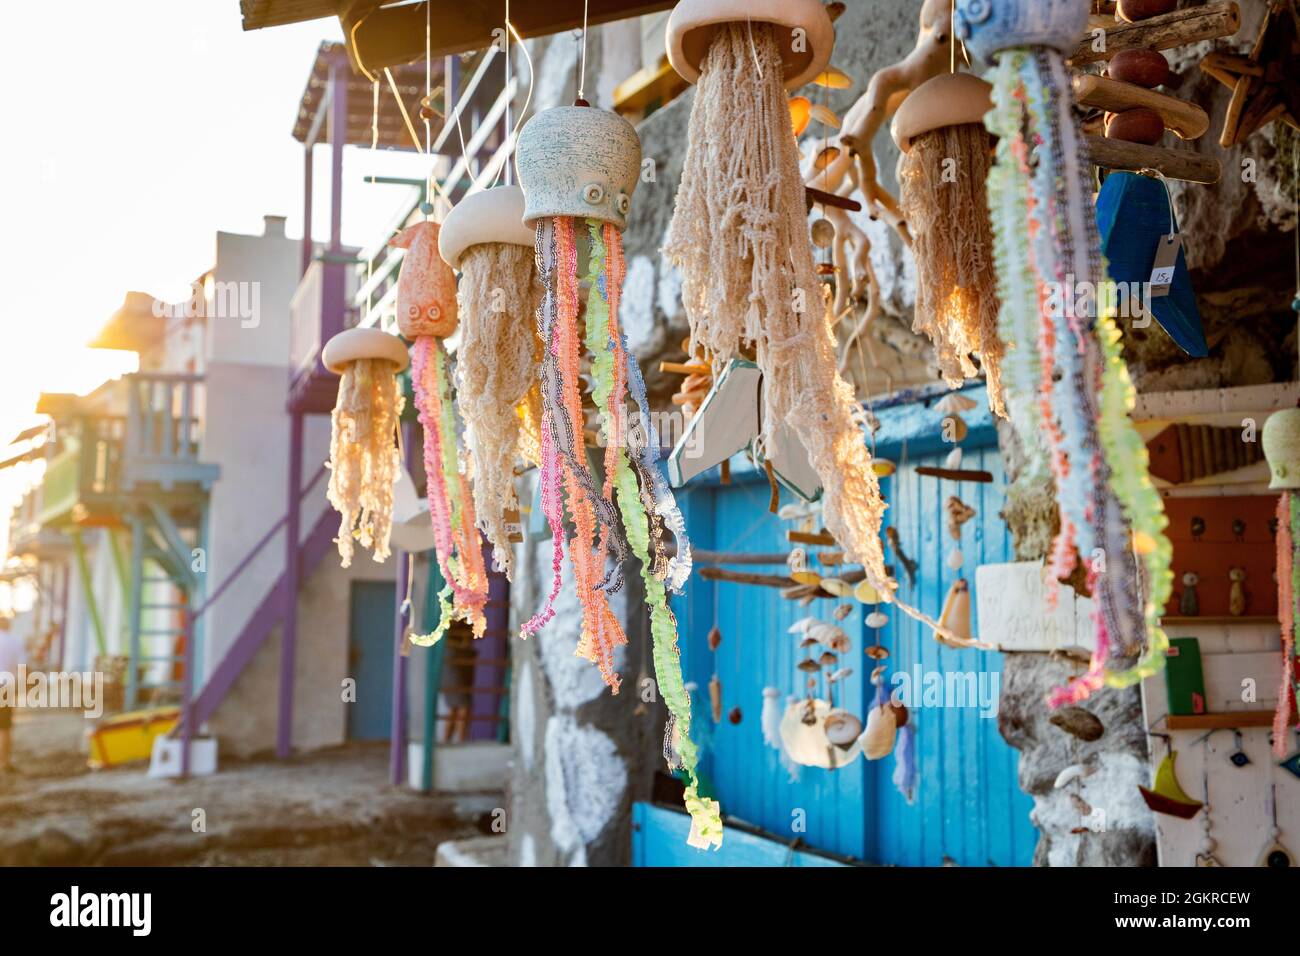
[468, 539, 508, 742]
[328, 54, 347, 255]
[180, 605, 195, 776]
[389, 422, 415, 785]
[301, 144, 313, 277]
[56, 560, 69, 671]
[277, 411, 304, 759]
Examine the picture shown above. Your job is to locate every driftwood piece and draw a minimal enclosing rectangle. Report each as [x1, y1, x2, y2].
[788, 530, 837, 546]
[1084, 135, 1222, 183]
[1070, 1, 1242, 66]
[915, 466, 995, 483]
[1073, 73, 1210, 139]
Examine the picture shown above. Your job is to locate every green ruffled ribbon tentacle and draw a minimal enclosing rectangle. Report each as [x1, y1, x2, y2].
[583, 220, 721, 849]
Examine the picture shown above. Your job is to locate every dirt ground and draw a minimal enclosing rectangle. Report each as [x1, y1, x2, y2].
[0, 710, 501, 866]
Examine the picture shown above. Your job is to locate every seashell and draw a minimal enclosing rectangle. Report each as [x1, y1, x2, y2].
[820, 577, 853, 597]
[866, 611, 890, 630]
[780, 699, 861, 769]
[788, 616, 820, 635]
[789, 96, 812, 136]
[827, 632, 852, 654]
[947, 548, 965, 570]
[728, 706, 743, 725]
[809, 621, 846, 644]
[828, 667, 853, 682]
[854, 580, 882, 604]
[860, 702, 898, 760]
[945, 447, 963, 470]
[833, 603, 854, 621]
[797, 658, 822, 673]
[935, 392, 978, 415]
[941, 414, 969, 442]
[811, 217, 836, 248]
[870, 664, 887, 683]
[813, 144, 842, 169]
[871, 458, 897, 477]
[865, 643, 890, 660]
[809, 103, 841, 129]
[812, 66, 853, 89]
[823, 709, 864, 748]
[798, 635, 819, 649]
[792, 569, 824, 586]
[707, 625, 722, 652]
[818, 650, 839, 667]
[891, 700, 909, 728]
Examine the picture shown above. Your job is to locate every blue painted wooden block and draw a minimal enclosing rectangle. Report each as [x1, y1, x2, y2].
[632, 803, 850, 867]
[1096, 171, 1208, 358]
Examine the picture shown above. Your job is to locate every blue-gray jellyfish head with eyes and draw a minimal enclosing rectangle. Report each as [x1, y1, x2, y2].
[955, 0, 1090, 67]
[515, 106, 643, 232]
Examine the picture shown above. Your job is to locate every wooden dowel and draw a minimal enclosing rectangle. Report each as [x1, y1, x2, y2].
[805, 186, 862, 213]
[915, 466, 995, 483]
[699, 568, 796, 589]
[658, 361, 711, 376]
[1084, 134, 1222, 183]
[1070, 1, 1241, 65]
[788, 530, 837, 546]
[1073, 74, 1209, 139]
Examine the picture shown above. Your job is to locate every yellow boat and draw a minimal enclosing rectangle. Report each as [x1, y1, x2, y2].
[87, 707, 180, 769]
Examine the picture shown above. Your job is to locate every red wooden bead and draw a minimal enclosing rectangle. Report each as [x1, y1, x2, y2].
[1105, 107, 1166, 145]
[1108, 48, 1171, 88]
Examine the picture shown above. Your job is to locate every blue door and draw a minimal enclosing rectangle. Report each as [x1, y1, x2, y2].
[347, 580, 395, 741]
[672, 387, 1037, 866]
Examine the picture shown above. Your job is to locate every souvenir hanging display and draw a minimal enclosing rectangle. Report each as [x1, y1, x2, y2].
[1199, 0, 1298, 147]
[514, 102, 717, 848]
[388, 220, 490, 641]
[892, 72, 1007, 416]
[321, 327, 409, 568]
[956, 0, 1173, 704]
[439, 185, 541, 582]
[1138, 748, 1204, 819]
[663, 0, 891, 588]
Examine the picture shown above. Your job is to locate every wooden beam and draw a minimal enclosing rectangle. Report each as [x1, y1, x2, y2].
[1165, 711, 1274, 730]
[1073, 74, 1210, 140]
[1085, 135, 1221, 184]
[1070, 1, 1242, 66]
[347, 0, 677, 74]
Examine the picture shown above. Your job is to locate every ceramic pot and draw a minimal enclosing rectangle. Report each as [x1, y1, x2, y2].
[955, 0, 1088, 66]
[438, 185, 537, 269]
[322, 327, 410, 375]
[666, 0, 835, 90]
[1263, 407, 1300, 490]
[515, 106, 642, 231]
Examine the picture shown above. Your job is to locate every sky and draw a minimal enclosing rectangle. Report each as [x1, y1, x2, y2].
[0, 2, 437, 534]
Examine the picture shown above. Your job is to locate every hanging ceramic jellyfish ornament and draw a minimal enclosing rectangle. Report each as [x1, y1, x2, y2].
[1264, 408, 1300, 755]
[439, 185, 541, 583]
[664, 0, 896, 600]
[388, 220, 490, 641]
[322, 326, 409, 568]
[515, 102, 716, 848]
[956, 0, 1173, 704]
[892, 72, 1007, 417]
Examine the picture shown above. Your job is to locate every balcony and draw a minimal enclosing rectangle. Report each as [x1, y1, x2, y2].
[35, 373, 218, 530]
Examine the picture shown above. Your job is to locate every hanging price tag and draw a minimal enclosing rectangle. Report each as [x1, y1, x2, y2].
[1149, 233, 1182, 298]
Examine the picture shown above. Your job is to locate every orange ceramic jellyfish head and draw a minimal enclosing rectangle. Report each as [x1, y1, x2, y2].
[390, 221, 459, 339]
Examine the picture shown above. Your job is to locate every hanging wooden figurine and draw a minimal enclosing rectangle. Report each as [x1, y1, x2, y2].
[439, 185, 541, 581]
[515, 102, 716, 848]
[321, 327, 409, 568]
[892, 72, 1007, 416]
[956, 0, 1174, 704]
[663, 0, 894, 597]
[387, 220, 491, 640]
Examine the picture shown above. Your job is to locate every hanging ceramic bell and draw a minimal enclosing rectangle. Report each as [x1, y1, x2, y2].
[936, 578, 973, 647]
[892, 72, 1006, 417]
[439, 185, 542, 580]
[321, 327, 409, 568]
[1263, 408, 1300, 489]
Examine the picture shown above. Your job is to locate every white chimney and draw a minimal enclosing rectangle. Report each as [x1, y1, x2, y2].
[263, 215, 287, 238]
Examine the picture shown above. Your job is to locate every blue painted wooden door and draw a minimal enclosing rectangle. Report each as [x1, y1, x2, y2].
[347, 580, 396, 741]
[674, 422, 1036, 866]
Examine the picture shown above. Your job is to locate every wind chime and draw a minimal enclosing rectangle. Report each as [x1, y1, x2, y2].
[955, 0, 1174, 704]
[514, 99, 718, 848]
[321, 327, 409, 568]
[663, 0, 894, 594]
[439, 185, 541, 582]
[390, 219, 490, 641]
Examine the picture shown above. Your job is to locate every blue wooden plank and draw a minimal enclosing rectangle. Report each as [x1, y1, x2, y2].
[632, 802, 851, 867]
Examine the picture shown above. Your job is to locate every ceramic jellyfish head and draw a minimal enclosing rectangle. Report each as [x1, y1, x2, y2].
[515, 106, 642, 232]
[390, 220, 459, 339]
[955, 0, 1088, 66]
[666, 0, 834, 90]
[1263, 407, 1300, 490]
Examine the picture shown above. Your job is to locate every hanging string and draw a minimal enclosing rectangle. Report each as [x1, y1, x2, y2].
[577, 0, 590, 101]
[950, 0, 957, 74]
[424, 0, 432, 217]
[368, 79, 380, 316]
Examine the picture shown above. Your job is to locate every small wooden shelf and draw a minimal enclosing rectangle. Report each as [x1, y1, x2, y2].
[1161, 616, 1278, 626]
[1166, 712, 1275, 730]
